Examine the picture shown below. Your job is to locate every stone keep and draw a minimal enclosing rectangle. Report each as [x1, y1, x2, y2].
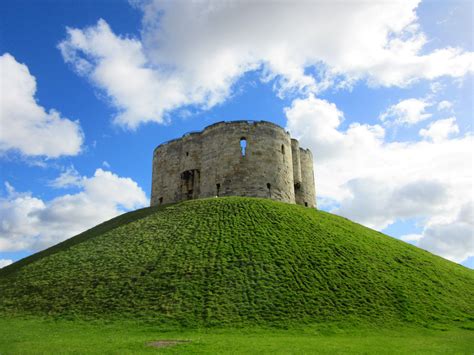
[151, 121, 316, 207]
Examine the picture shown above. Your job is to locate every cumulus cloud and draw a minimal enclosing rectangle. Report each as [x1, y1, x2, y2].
[0, 53, 84, 157]
[0, 259, 13, 268]
[379, 98, 432, 125]
[400, 234, 423, 243]
[0, 169, 147, 252]
[336, 179, 448, 229]
[437, 100, 453, 111]
[48, 166, 82, 188]
[58, 20, 188, 129]
[418, 202, 474, 262]
[286, 95, 473, 262]
[58, 1, 473, 128]
[419, 117, 460, 142]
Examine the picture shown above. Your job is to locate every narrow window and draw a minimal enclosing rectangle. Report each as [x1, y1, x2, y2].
[159, 197, 163, 205]
[267, 183, 271, 197]
[186, 151, 189, 156]
[216, 183, 221, 197]
[304, 202, 308, 207]
[281, 145, 285, 154]
[240, 137, 247, 157]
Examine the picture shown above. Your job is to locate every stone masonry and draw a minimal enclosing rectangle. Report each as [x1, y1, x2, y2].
[151, 121, 316, 207]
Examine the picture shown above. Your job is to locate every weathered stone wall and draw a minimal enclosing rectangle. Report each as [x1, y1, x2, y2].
[151, 121, 316, 207]
[299, 148, 317, 208]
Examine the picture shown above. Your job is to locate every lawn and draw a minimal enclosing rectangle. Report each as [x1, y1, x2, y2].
[1, 318, 473, 354]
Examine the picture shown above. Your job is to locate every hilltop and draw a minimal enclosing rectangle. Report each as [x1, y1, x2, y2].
[0, 197, 472, 328]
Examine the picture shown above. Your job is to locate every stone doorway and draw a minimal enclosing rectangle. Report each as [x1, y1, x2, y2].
[180, 169, 200, 200]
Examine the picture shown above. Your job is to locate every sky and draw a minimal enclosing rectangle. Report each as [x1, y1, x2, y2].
[0, 0, 472, 269]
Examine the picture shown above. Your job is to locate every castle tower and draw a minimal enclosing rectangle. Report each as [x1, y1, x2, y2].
[151, 121, 316, 207]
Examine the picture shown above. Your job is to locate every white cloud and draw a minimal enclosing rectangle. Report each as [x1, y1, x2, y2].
[379, 98, 432, 125]
[59, 20, 188, 129]
[0, 259, 13, 268]
[418, 202, 474, 263]
[0, 169, 148, 252]
[336, 178, 448, 229]
[400, 234, 423, 243]
[0, 53, 84, 157]
[419, 117, 460, 142]
[48, 166, 82, 188]
[437, 100, 453, 111]
[58, 1, 473, 128]
[286, 95, 473, 262]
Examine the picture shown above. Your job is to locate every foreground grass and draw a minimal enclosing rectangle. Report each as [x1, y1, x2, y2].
[0, 318, 473, 354]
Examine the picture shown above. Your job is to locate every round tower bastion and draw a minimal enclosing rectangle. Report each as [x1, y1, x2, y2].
[151, 121, 316, 207]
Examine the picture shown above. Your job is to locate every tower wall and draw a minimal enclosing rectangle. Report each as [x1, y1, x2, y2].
[151, 121, 315, 207]
[299, 148, 316, 208]
[291, 139, 302, 185]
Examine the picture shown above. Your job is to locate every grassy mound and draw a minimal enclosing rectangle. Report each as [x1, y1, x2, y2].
[0, 197, 472, 327]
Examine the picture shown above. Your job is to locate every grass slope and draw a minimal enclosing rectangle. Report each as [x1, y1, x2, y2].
[0, 197, 472, 327]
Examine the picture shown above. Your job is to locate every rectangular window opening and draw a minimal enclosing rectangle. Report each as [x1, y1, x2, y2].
[240, 138, 247, 157]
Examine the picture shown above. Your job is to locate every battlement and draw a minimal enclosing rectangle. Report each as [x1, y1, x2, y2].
[151, 121, 316, 207]
[154, 120, 289, 151]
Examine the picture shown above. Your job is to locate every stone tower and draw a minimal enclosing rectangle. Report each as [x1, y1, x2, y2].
[151, 121, 316, 207]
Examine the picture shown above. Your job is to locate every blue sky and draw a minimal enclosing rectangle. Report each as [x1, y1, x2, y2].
[0, 0, 472, 268]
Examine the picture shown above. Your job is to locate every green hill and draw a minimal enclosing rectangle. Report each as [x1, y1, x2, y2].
[0, 197, 472, 327]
